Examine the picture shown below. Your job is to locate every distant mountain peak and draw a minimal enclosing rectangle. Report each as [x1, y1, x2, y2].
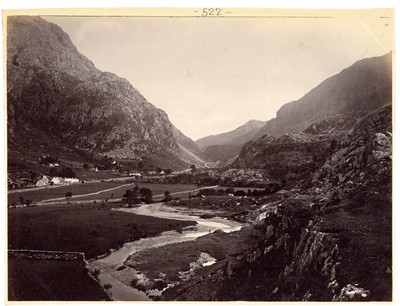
[195, 119, 266, 161]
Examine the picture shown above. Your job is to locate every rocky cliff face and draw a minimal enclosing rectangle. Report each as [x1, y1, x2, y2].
[311, 105, 392, 193]
[7, 16, 200, 168]
[255, 53, 392, 138]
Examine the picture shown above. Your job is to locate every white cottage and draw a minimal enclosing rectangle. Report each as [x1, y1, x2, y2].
[36, 176, 50, 187]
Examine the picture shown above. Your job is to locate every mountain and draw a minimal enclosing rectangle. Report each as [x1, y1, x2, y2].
[255, 53, 392, 138]
[196, 120, 265, 161]
[7, 16, 203, 169]
[232, 53, 392, 175]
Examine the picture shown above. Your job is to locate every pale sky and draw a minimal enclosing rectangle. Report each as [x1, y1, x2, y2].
[44, 9, 393, 140]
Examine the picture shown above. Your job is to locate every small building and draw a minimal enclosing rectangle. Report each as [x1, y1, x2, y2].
[51, 177, 62, 185]
[36, 176, 50, 187]
[129, 172, 142, 178]
[64, 178, 80, 184]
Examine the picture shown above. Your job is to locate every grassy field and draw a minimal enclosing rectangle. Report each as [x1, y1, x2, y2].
[8, 201, 196, 259]
[72, 183, 198, 201]
[8, 182, 198, 205]
[8, 258, 109, 301]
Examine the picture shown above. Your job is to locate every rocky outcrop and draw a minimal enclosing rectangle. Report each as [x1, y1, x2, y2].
[7, 16, 201, 169]
[214, 200, 376, 301]
[232, 133, 332, 182]
[311, 105, 392, 193]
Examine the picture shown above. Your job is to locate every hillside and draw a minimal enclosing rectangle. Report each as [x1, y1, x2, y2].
[232, 111, 372, 183]
[172, 126, 208, 165]
[255, 53, 392, 138]
[196, 120, 265, 161]
[7, 16, 202, 170]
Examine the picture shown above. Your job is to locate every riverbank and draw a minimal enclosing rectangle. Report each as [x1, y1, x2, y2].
[89, 202, 254, 301]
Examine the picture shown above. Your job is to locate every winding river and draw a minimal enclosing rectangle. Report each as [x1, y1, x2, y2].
[89, 203, 242, 301]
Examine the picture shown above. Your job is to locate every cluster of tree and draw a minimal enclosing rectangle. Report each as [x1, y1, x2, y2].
[39, 155, 58, 165]
[165, 172, 219, 186]
[14, 197, 33, 207]
[191, 185, 281, 198]
[221, 177, 277, 188]
[123, 185, 153, 206]
[49, 166, 76, 178]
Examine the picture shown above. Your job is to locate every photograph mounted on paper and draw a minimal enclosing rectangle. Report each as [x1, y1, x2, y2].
[5, 8, 393, 302]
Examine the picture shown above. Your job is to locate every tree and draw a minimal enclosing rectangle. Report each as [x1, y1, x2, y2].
[164, 169, 173, 176]
[190, 164, 197, 173]
[49, 168, 58, 177]
[139, 187, 153, 204]
[234, 190, 246, 197]
[138, 160, 144, 170]
[59, 167, 76, 178]
[65, 191, 73, 203]
[164, 190, 172, 202]
[123, 187, 139, 207]
[225, 187, 235, 195]
[83, 163, 90, 170]
[156, 167, 162, 173]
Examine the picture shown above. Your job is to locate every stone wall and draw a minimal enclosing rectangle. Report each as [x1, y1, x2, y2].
[8, 249, 85, 261]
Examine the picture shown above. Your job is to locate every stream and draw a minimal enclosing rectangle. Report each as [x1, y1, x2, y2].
[89, 203, 243, 301]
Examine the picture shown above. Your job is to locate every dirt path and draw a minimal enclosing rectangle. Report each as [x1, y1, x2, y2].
[40, 183, 134, 203]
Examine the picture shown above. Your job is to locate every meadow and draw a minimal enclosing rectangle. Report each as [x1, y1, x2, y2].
[8, 201, 196, 259]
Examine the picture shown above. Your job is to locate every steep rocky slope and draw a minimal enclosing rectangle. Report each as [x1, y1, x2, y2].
[7, 16, 201, 169]
[196, 120, 265, 161]
[255, 53, 392, 138]
[310, 105, 392, 194]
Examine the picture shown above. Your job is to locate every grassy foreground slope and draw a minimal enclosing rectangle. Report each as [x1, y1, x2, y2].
[8, 258, 110, 301]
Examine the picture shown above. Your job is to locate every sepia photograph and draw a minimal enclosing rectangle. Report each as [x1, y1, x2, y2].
[4, 7, 394, 302]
